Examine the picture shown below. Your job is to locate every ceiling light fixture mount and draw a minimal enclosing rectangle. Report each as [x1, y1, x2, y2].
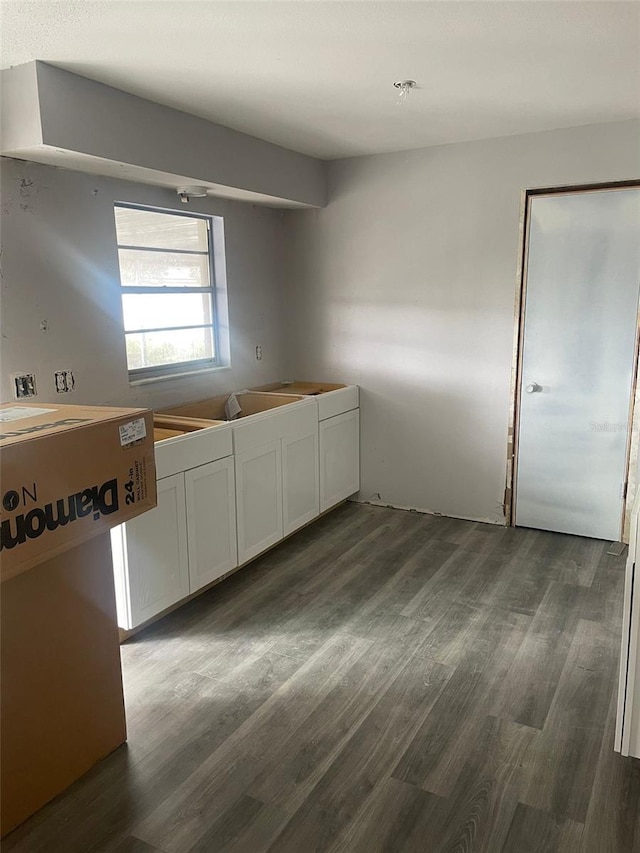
[393, 80, 417, 104]
[176, 186, 208, 204]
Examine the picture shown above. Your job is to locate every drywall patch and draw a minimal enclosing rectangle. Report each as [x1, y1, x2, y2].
[13, 174, 47, 214]
[19, 177, 34, 196]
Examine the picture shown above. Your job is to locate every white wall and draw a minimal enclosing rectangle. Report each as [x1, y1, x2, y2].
[1, 157, 286, 410]
[283, 120, 640, 523]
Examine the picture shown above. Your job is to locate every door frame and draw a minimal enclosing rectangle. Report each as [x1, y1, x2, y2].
[505, 180, 640, 540]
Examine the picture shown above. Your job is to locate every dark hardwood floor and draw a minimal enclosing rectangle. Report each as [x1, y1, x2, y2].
[4, 503, 640, 852]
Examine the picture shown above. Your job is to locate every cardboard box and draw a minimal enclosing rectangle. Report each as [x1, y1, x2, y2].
[0, 403, 157, 581]
[1, 533, 126, 836]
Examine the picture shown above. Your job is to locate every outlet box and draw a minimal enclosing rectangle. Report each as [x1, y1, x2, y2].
[11, 374, 37, 399]
[255, 345, 263, 361]
[54, 370, 75, 394]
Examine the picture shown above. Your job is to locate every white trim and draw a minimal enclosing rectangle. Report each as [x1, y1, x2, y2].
[616, 491, 640, 757]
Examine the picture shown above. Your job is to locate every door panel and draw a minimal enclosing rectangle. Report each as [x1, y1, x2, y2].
[235, 440, 283, 564]
[319, 409, 360, 513]
[516, 188, 640, 540]
[282, 429, 319, 536]
[126, 473, 190, 627]
[185, 457, 237, 593]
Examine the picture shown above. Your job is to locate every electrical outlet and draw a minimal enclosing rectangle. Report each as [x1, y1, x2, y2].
[54, 369, 76, 393]
[12, 373, 37, 399]
[255, 345, 263, 361]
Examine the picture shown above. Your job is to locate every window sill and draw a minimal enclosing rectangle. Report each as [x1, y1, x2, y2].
[129, 364, 231, 387]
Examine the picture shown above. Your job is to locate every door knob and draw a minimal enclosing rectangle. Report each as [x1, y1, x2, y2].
[525, 382, 542, 393]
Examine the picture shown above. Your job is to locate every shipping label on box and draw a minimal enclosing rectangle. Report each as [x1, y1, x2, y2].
[0, 404, 157, 581]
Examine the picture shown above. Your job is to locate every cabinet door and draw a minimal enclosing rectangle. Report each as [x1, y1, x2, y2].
[282, 427, 319, 536]
[125, 473, 190, 628]
[235, 440, 283, 565]
[185, 457, 238, 593]
[319, 409, 360, 513]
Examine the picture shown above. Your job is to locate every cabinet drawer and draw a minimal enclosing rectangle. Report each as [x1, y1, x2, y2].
[317, 386, 359, 420]
[233, 398, 315, 454]
[155, 423, 233, 478]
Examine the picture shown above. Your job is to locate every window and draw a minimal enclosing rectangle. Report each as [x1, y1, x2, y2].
[114, 204, 223, 380]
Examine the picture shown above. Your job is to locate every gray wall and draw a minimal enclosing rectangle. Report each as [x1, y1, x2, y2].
[283, 120, 640, 523]
[1, 158, 286, 410]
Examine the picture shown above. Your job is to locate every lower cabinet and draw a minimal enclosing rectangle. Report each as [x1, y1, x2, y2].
[112, 457, 237, 630]
[112, 394, 360, 633]
[319, 408, 360, 513]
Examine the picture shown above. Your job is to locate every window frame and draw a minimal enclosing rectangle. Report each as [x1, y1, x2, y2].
[115, 202, 222, 382]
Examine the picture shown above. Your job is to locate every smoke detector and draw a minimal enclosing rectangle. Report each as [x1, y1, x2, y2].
[393, 80, 417, 103]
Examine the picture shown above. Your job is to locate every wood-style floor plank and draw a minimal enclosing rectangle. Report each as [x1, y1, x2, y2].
[184, 795, 289, 853]
[429, 715, 538, 853]
[582, 689, 640, 853]
[329, 777, 443, 853]
[521, 618, 620, 823]
[2, 503, 637, 853]
[109, 839, 164, 853]
[500, 803, 584, 853]
[490, 580, 589, 730]
[412, 599, 486, 665]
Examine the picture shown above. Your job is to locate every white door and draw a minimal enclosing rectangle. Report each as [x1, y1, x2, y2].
[515, 188, 640, 540]
[235, 440, 283, 564]
[185, 457, 238, 593]
[282, 428, 319, 536]
[319, 409, 360, 513]
[125, 473, 190, 628]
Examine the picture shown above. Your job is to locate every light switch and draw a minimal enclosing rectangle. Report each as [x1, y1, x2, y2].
[12, 373, 37, 399]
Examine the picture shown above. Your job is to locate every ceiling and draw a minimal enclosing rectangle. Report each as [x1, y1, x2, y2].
[1, 1, 639, 160]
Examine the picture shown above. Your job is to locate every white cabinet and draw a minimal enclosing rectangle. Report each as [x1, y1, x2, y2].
[112, 389, 359, 632]
[319, 408, 360, 512]
[235, 440, 283, 565]
[186, 457, 237, 593]
[112, 473, 190, 629]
